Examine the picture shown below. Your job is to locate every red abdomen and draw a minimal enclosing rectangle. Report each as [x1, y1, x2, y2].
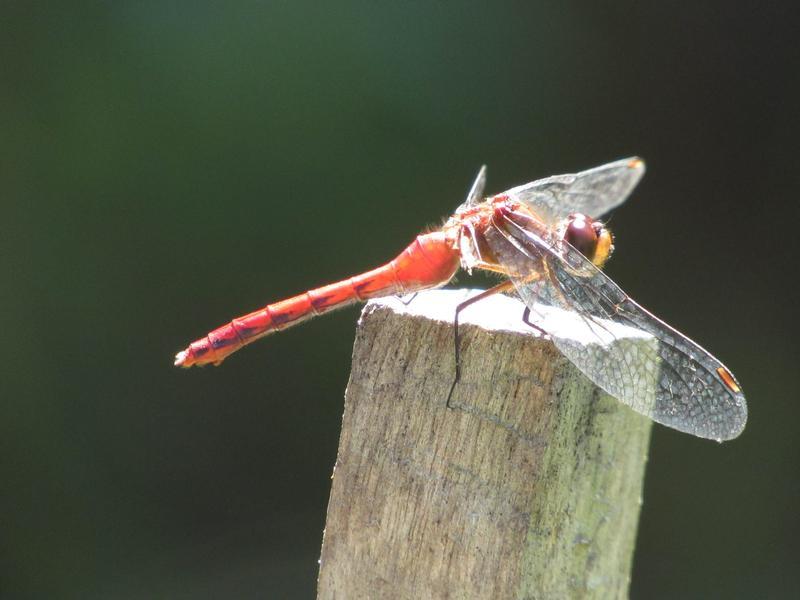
[175, 231, 460, 367]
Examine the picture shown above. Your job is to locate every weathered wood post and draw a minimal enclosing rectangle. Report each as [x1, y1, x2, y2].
[317, 290, 652, 599]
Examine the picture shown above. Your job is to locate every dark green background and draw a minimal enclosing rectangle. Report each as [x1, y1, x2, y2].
[2, 2, 797, 598]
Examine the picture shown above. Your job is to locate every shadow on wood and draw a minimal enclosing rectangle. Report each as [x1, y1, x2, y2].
[318, 289, 652, 599]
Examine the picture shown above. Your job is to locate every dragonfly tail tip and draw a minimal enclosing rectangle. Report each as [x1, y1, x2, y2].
[174, 350, 190, 367]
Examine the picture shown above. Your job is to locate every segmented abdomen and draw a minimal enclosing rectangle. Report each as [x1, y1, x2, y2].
[175, 231, 459, 367]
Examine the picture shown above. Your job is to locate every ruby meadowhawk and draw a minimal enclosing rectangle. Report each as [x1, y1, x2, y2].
[175, 158, 747, 441]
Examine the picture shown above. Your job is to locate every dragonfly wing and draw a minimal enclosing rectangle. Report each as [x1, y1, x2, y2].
[488, 214, 747, 441]
[464, 165, 487, 206]
[502, 158, 645, 223]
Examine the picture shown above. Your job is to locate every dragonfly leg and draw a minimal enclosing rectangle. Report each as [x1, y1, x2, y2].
[446, 280, 516, 409]
[521, 306, 549, 337]
[396, 292, 419, 306]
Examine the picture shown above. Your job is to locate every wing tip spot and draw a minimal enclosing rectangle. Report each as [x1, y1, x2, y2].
[627, 157, 645, 170]
[716, 366, 741, 393]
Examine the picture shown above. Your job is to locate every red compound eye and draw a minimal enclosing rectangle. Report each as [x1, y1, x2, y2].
[564, 213, 599, 260]
[564, 213, 614, 268]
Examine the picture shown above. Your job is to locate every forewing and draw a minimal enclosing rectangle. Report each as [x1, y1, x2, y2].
[489, 214, 747, 441]
[464, 165, 487, 206]
[502, 158, 645, 223]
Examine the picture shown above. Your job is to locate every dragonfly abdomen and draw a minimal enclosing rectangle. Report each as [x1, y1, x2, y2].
[174, 231, 459, 368]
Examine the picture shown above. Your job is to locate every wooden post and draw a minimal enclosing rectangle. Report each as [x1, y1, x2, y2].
[317, 290, 652, 599]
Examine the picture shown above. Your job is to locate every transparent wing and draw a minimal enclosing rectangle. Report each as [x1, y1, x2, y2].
[487, 210, 747, 441]
[501, 158, 646, 223]
[464, 165, 487, 206]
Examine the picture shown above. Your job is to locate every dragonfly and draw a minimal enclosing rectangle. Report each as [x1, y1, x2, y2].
[175, 158, 747, 441]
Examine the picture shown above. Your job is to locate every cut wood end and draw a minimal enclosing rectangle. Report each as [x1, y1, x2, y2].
[365, 289, 648, 348]
[364, 289, 540, 337]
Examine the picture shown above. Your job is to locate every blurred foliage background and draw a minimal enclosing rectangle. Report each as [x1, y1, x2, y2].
[1, 2, 797, 598]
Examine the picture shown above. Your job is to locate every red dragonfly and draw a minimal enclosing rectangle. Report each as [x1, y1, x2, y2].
[175, 158, 747, 441]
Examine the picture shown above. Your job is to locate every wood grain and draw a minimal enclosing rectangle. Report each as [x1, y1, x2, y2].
[317, 290, 652, 599]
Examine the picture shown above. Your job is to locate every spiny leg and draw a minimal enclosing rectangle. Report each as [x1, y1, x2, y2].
[521, 306, 548, 337]
[445, 280, 516, 409]
[396, 292, 419, 306]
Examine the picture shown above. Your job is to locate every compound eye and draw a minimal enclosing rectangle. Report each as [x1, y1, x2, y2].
[564, 213, 598, 261]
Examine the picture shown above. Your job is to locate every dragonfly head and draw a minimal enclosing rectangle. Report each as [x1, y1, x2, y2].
[564, 213, 614, 269]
